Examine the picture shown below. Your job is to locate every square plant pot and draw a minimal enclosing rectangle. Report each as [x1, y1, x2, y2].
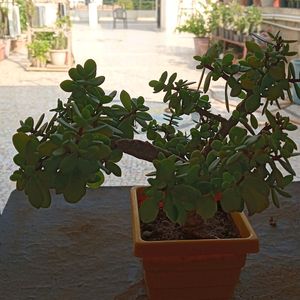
[131, 186, 259, 300]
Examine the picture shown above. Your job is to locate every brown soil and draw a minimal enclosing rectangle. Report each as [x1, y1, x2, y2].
[141, 210, 241, 241]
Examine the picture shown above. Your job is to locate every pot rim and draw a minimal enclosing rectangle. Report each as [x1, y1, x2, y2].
[131, 186, 259, 257]
[49, 49, 68, 53]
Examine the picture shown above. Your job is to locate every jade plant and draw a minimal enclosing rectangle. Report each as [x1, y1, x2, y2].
[11, 33, 300, 225]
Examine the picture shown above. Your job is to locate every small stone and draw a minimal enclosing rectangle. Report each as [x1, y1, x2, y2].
[142, 230, 152, 239]
[269, 216, 277, 227]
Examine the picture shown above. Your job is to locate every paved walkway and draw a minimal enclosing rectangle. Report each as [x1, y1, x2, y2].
[0, 21, 300, 213]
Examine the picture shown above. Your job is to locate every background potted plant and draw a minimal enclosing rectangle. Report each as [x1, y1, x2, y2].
[246, 6, 262, 39]
[27, 38, 50, 67]
[49, 16, 71, 66]
[235, 18, 249, 42]
[177, 2, 214, 56]
[220, 3, 234, 40]
[0, 38, 5, 61]
[49, 31, 68, 66]
[11, 33, 300, 299]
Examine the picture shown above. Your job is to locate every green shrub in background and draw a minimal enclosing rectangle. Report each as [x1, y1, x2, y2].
[104, 0, 155, 10]
[27, 39, 50, 63]
[116, 0, 134, 10]
[16, 0, 34, 32]
[132, 0, 155, 10]
[0, 6, 9, 37]
[52, 32, 68, 50]
[34, 32, 55, 44]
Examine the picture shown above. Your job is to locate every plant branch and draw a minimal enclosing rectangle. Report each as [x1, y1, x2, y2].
[289, 79, 300, 83]
[114, 139, 160, 162]
[201, 102, 245, 156]
[113, 139, 186, 163]
[203, 64, 230, 81]
[194, 107, 228, 125]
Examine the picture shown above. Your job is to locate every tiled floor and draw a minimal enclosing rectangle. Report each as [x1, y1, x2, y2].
[1, 21, 300, 213]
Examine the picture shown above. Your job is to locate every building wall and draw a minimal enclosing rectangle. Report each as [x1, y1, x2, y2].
[160, 0, 180, 32]
[261, 8, 300, 56]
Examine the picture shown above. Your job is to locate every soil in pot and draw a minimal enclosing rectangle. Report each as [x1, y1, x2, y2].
[141, 209, 241, 241]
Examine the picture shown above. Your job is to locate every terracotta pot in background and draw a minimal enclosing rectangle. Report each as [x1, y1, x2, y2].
[3, 38, 11, 58]
[193, 37, 209, 56]
[0, 41, 5, 61]
[11, 38, 26, 53]
[131, 187, 259, 300]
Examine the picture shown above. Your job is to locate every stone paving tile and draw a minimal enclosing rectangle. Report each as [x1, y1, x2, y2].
[1, 22, 300, 213]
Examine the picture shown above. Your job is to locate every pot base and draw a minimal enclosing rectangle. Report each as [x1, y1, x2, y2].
[143, 253, 245, 300]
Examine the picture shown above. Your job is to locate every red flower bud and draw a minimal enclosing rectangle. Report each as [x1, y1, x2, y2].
[214, 192, 222, 202]
[137, 189, 147, 207]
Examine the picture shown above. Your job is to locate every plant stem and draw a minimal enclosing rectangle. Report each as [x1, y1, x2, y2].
[114, 139, 187, 163]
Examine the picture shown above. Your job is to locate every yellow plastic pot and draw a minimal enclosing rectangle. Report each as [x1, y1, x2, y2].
[131, 187, 259, 300]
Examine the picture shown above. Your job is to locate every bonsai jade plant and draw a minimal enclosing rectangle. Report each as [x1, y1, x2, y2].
[11, 33, 300, 299]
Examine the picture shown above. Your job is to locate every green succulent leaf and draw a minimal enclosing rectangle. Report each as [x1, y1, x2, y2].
[13, 132, 31, 153]
[240, 174, 270, 215]
[222, 53, 234, 66]
[245, 94, 261, 113]
[171, 184, 199, 211]
[229, 127, 247, 143]
[60, 154, 78, 174]
[269, 63, 285, 81]
[68, 68, 81, 81]
[25, 177, 51, 209]
[118, 116, 134, 139]
[38, 141, 58, 156]
[246, 41, 263, 57]
[196, 194, 217, 220]
[250, 114, 258, 129]
[63, 173, 87, 203]
[159, 71, 168, 83]
[106, 162, 122, 177]
[109, 149, 123, 162]
[89, 76, 105, 86]
[84, 59, 97, 78]
[203, 71, 212, 93]
[168, 73, 177, 84]
[60, 80, 77, 92]
[265, 110, 276, 127]
[225, 82, 230, 112]
[278, 159, 296, 175]
[271, 188, 280, 208]
[139, 198, 159, 223]
[120, 90, 132, 111]
[87, 171, 105, 189]
[221, 188, 244, 212]
[274, 187, 291, 198]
